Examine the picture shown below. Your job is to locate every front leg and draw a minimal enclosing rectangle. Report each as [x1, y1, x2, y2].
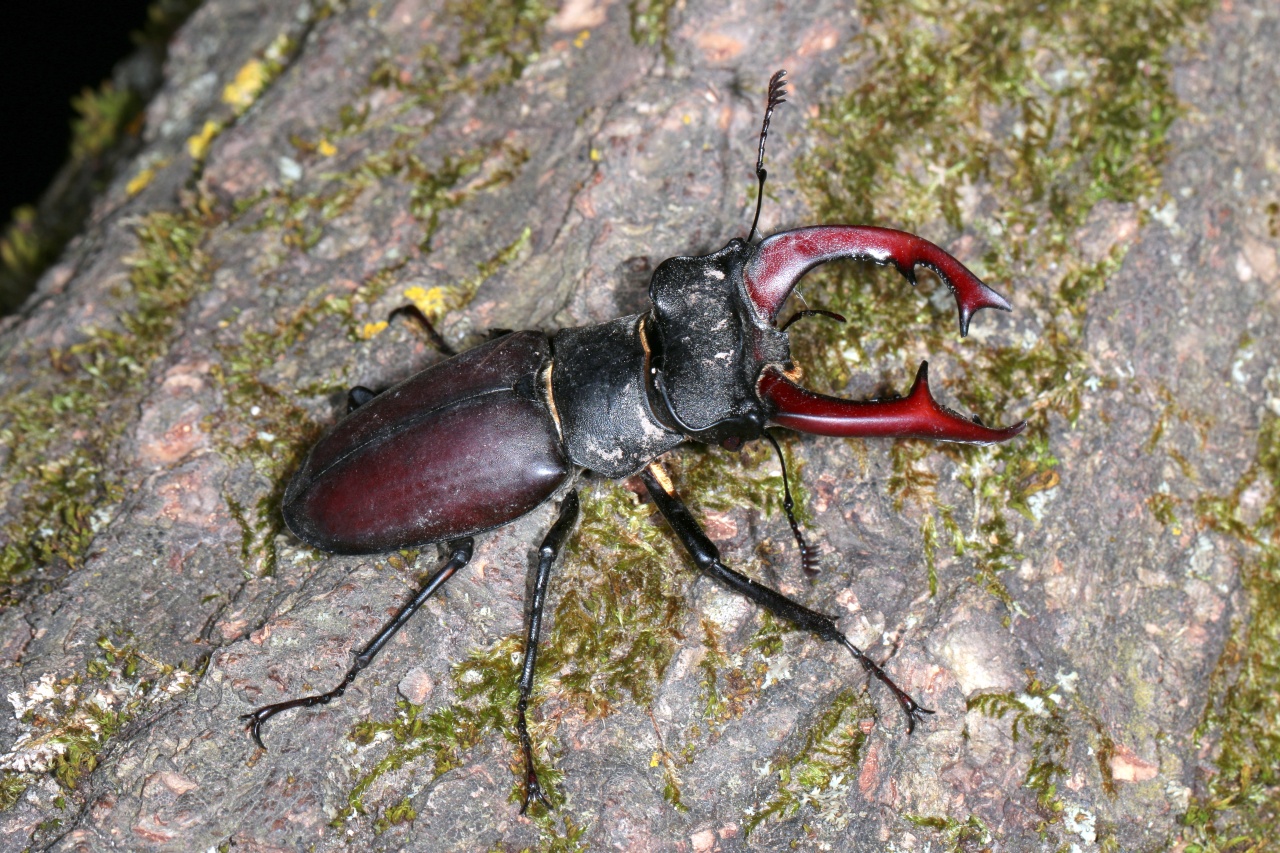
[639, 464, 932, 731]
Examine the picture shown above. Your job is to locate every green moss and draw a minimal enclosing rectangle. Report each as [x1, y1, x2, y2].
[697, 618, 731, 724]
[252, 139, 527, 253]
[649, 727, 689, 812]
[0, 772, 28, 812]
[793, 0, 1211, 611]
[549, 478, 688, 717]
[743, 688, 872, 836]
[1, 631, 191, 805]
[904, 813, 993, 850]
[748, 610, 790, 658]
[968, 676, 1121, 843]
[416, 226, 533, 325]
[373, 796, 416, 833]
[628, 0, 678, 59]
[0, 205, 62, 311]
[521, 814, 589, 853]
[69, 83, 143, 161]
[447, 0, 553, 93]
[1178, 416, 1280, 850]
[0, 212, 213, 589]
[336, 637, 588, 849]
[336, 640, 520, 824]
[970, 682, 1071, 815]
[48, 636, 189, 791]
[371, 0, 553, 103]
[1147, 492, 1181, 528]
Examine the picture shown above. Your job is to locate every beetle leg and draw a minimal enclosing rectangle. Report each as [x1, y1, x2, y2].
[640, 464, 933, 732]
[388, 304, 457, 356]
[517, 490, 580, 814]
[347, 385, 377, 413]
[242, 537, 474, 750]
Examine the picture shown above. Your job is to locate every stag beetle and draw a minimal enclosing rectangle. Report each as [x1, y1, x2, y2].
[243, 71, 1025, 812]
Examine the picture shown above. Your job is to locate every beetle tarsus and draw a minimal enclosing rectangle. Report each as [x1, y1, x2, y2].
[242, 686, 347, 750]
[242, 538, 473, 750]
[515, 491, 580, 812]
[518, 693, 554, 814]
[838, 636, 935, 732]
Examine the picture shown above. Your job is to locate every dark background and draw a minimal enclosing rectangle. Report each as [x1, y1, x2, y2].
[0, 2, 155, 219]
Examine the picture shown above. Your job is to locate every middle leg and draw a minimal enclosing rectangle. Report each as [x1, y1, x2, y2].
[639, 464, 932, 730]
[516, 489, 580, 813]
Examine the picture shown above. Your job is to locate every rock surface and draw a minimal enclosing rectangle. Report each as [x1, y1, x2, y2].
[0, 0, 1276, 850]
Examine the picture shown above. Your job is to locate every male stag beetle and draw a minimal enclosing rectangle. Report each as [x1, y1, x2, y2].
[243, 71, 1025, 811]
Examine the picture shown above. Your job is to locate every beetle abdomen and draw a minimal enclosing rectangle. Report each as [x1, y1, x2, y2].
[283, 332, 569, 554]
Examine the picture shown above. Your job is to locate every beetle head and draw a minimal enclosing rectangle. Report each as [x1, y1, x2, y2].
[644, 238, 788, 448]
[644, 226, 1024, 448]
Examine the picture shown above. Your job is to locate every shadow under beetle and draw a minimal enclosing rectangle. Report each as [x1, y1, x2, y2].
[243, 71, 1025, 812]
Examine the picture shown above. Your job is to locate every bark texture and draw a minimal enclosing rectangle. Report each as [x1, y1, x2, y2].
[1, 0, 1277, 850]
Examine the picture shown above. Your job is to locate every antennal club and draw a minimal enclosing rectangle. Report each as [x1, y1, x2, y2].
[747, 69, 788, 244]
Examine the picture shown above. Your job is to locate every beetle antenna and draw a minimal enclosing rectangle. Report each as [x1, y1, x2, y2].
[747, 69, 788, 245]
[764, 430, 818, 576]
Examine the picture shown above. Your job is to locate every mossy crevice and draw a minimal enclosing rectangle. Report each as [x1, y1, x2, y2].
[1178, 416, 1280, 851]
[369, 0, 554, 104]
[743, 688, 873, 836]
[904, 813, 994, 851]
[793, 0, 1210, 618]
[0, 212, 214, 591]
[249, 138, 529, 254]
[628, 0, 679, 60]
[0, 631, 193, 816]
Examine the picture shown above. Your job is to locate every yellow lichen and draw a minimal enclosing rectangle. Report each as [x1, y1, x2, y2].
[186, 120, 221, 161]
[222, 59, 269, 111]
